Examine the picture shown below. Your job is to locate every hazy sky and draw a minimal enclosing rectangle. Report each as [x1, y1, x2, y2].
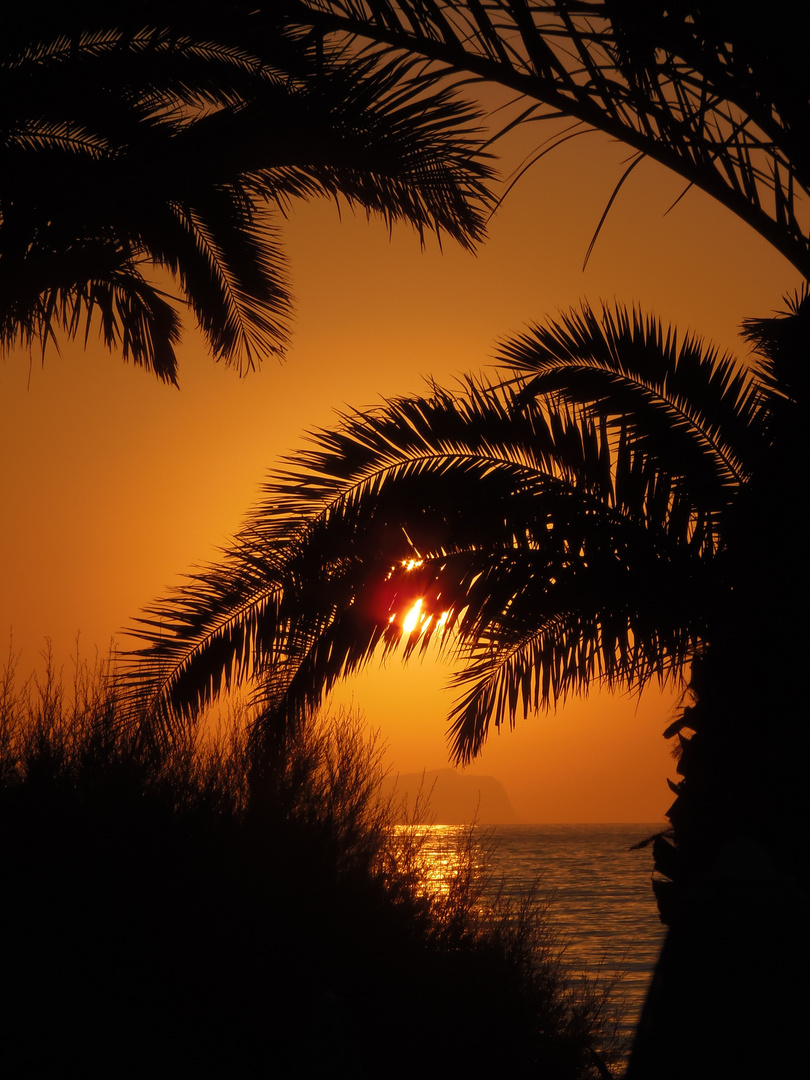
[0, 105, 800, 821]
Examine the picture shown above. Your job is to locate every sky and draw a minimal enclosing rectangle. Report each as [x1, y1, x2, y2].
[0, 102, 800, 822]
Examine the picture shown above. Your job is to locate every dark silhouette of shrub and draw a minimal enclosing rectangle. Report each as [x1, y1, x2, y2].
[0, 651, 622, 1077]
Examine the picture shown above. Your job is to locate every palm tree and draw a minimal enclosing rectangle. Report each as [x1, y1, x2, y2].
[125, 295, 809, 908]
[0, 3, 493, 383]
[278, 1, 810, 909]
[127, 303, 740, 737]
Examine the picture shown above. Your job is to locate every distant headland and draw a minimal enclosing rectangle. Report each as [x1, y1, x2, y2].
[381, 768, 518, 825]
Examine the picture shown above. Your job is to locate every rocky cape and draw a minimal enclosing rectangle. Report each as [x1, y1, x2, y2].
[381, 768, 518, 824]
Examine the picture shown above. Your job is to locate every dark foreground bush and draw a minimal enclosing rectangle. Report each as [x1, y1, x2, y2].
[0, 652, 623, 1077]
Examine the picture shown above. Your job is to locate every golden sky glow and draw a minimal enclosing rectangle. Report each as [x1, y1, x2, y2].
[0, 105, 800, 821]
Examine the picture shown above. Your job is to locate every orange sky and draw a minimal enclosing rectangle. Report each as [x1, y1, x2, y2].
[0, 110, 800, 822]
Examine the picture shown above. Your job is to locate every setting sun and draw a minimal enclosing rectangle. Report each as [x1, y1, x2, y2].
[396, 596, 452, 636]
[385, 558, 453, 637]
[402, 597, 423, 634]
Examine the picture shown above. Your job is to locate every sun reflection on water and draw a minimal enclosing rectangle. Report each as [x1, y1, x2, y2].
[392, 823, 485, 899]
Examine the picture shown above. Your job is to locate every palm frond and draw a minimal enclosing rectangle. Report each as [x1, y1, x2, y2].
[0, 4, 495, 377]
[292, 1, 810, 277]
[500, 303, 761, 498]
[65, 270, 183, 383]
[0, 247, 184, 382]
[741, 286, 810, 407]
[155, 195, 293, 370]
[236, 52, 495, 249]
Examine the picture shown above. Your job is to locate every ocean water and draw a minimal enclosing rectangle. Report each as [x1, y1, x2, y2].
[411, 822, 667, 1048]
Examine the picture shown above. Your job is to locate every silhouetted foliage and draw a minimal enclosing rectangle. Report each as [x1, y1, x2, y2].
[127, 3, 810, 926]
[0, 2, 493, 382]
[0, 653, 623, 1078]
[123, 302, 759, 745]
[125, 289, 810, 941]
[291, 1, 810, 276]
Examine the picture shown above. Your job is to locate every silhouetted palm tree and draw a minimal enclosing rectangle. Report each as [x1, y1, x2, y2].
[126, 301, 744, 721]
[0, 2, 493, 382]
[280, 0, 810, 911]
[126, 293, 810, 912]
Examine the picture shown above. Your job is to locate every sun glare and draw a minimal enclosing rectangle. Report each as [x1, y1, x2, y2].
[392, 825, 481, 900]
[403, 598, 423, 634]
[385, 557, 451, 638]
[399, 597, 450, 636]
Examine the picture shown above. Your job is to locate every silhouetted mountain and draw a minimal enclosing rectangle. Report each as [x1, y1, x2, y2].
[382, 768, 518, 824]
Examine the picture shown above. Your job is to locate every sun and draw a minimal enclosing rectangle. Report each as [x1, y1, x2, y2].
[402, 597, 423, 634]
[384, 557, 451, 638]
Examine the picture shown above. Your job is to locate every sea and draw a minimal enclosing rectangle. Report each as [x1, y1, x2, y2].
[409, 822, 667, 1052]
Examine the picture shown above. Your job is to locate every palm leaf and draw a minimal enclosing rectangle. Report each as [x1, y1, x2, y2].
[0, 5, 495, 376]
[500, 303, 762, 498]
[292, 1, 810, 277]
